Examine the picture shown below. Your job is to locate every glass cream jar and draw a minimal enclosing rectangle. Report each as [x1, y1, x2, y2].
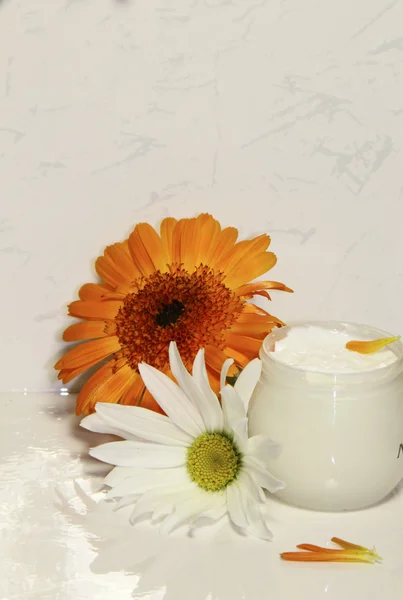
[248, 321, 403, 511]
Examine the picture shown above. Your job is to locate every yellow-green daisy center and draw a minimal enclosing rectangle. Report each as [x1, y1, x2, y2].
[186, 432, 242, 492]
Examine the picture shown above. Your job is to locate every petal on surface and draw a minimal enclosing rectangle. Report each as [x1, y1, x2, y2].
[227, 483, 249, 530]
[130, 483, 198, 522]
[159, 490, 225, 534]
[246, 435, 282, 462]
[243, 497, 273, 541]
[231, 472, 273, 540]
[220, 358, 234, 391]
[104, 466, 135, 486]
[106, 467, 189, 498]
[90, 440, 186, 468]
[234, 358, 262, 411]
[169, 343, 223, 431]
[93, 402, 193, 446]
[244, 456, 285, 493]
[138, 362, 204, 437]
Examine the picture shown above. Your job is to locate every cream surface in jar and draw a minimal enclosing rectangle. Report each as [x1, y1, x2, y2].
[270, 323, 397, 373]
[248, 321, 403, 511]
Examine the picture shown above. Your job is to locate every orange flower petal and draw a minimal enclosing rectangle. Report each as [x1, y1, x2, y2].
[223, 347, 250, 369]
[196, 214, 222, 265]
[78, 364, 135, 415]
[128, 222, 168, 276]
[280, 552, 376, 563]
[171, 219, 186, 264]
[225, 332, 263, 356]
[159, 217, 177, 263]
[235, 280, 294, 298]
[62, 321, 108, 342]
[280, 538, 382, 563]
[120, 374, 146, 406]
[178, 218, 201, 272]
[104, 242, 141, 282]
[68, 300, 122, 321]
[346, 336, 400, 354]
[210, 226, 239, 268]
[78, 283, 121, 301]
[204, 345, 230, 373]
[55, 337, 121, 370]
[95, 254, 131, 288]
[76, 362, 115, 415]
[225, 252, 278, 290]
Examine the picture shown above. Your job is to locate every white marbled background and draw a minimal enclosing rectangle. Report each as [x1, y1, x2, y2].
[1, 0, 402, 392]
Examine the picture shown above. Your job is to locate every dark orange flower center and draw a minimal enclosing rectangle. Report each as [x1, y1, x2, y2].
[114, 264, 244, 371]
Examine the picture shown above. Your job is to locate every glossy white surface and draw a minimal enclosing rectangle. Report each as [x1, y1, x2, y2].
[1, 0, 403, 392]
[2, 392, 403, 600]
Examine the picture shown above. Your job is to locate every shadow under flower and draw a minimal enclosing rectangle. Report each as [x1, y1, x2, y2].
[55, 482, 286, 600]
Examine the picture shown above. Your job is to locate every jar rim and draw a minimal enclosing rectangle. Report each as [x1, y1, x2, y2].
[260, 320, 403, 382]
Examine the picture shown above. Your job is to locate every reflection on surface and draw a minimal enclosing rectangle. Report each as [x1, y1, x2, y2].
[2, 393, 403, 600]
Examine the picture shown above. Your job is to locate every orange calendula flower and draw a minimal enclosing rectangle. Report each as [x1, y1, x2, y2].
[55, 214, 292, 415]
[346, 336, 400, 354]
[280, 537, 382, 563]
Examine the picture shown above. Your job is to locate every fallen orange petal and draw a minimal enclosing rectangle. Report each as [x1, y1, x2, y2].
[346, 336, 400, 354]
[280, 538, 382, 563]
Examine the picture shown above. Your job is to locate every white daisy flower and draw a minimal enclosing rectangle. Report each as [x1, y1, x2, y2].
[81, 342, 284, 540]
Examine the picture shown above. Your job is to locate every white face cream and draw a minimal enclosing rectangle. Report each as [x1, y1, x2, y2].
[270, 323, 397, 373]
[248, 321, 403, 512]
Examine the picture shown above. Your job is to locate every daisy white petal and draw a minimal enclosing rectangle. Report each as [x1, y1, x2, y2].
[159, 490, 223, 534]
[138, 362, 203, 437]
[229, 417, 248, 453]
[246, 435, 282, 462]
[244, 455, 285, 493]
[220, 357, 234, 390]
[227, 482, 249, 530]
[169, 342, 223, 432]
[192, 348, 224, 430]
[81, 412, 137, 440]
[220, 384, 246, 433]
[82, 344, 285, 542]
[106, 468, 189, 498]
[104, 466, 134, 486]
[92, 402, 192, 446]
[130, 483, 197, 523]
[234, 358, 262, 410]
[243, 497, 273, 541]
[90, 440, 186, 468]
